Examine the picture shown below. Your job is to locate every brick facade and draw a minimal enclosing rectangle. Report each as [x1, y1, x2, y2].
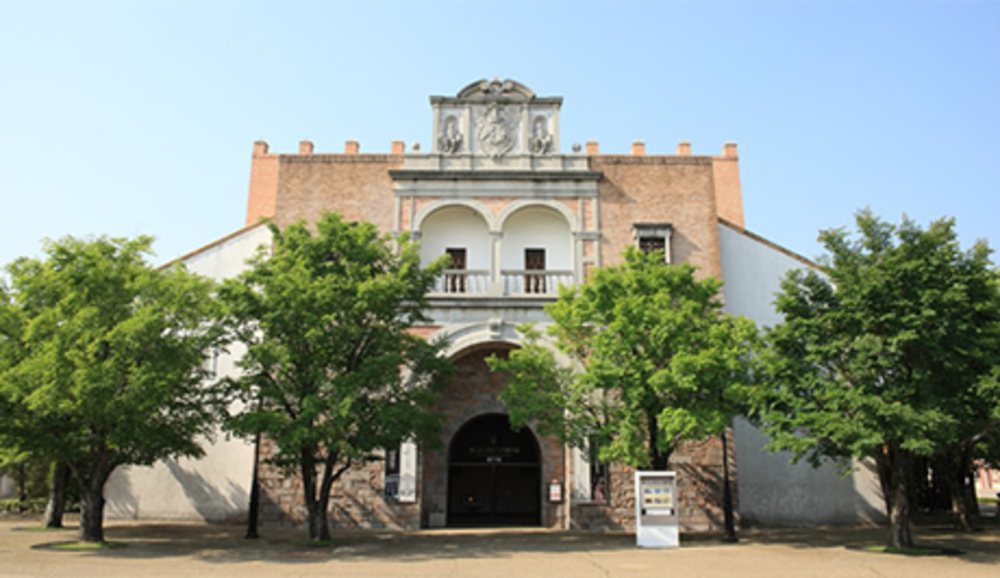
[246, 79, 746, 533]
[419, 344, 565, 529]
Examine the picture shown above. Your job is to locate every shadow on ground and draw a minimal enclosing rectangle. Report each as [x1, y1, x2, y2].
[6, 517, 994, 568]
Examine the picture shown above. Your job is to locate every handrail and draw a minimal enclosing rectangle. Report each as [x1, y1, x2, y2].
[501, 269, 574, 296]
[428, 269, 576, 297]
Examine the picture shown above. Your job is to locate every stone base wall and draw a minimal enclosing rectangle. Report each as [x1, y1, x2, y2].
[254, 351, 737, 534]
[570, 430, 739, 532]
[257, 444, 420, 531]
[570, 462, 635, 531]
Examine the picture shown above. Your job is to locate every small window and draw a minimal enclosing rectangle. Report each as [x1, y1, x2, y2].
[638, 236, 666, 255]
[587, 440, 609, 504]
[384, 448, 400, 500]
[590, 460, 609, 504]
[632, 223, 673, 263]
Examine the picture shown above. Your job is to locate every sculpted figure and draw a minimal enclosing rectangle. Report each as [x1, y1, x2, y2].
[438, 115, 463, 154]
[475, 103, 517, 159]
[530, 116, 552, 155]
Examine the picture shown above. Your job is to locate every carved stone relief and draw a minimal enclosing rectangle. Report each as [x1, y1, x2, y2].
[529, 115, 553, 155]
[475, 103, 519, 159]
[438, 115, 463, 155]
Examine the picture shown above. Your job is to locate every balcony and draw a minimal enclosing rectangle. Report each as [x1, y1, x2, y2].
[429, 269, 575, 298]
[501, 269, 574, 296]
[432, 269, 491, 295]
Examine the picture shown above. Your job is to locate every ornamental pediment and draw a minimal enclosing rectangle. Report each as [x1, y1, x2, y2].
[428, 78, 563, 160]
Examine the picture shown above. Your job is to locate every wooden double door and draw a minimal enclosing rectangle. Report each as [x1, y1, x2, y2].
[447, 414, 541, 526]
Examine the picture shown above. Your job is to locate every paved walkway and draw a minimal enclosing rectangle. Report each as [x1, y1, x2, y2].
[0, 519, 997, 577]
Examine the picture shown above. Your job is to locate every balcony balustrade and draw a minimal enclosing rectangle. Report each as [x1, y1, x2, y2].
[501, 269, 574, 296]
[429, 269, 575, 297]
[432, 269, 491, 295]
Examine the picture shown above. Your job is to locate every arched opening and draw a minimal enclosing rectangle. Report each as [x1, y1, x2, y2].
[447, 413, 541, 526]
[418, 205, 492, 294]
[499, 205, 573, 295]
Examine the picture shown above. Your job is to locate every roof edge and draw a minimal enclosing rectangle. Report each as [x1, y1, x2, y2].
[159, 221, 271, 270]
[717, 217, 820, 271]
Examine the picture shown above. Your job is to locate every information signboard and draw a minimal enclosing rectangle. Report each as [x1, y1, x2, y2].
[634, 471, 679, 548]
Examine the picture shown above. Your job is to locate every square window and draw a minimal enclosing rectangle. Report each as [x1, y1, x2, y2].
[632, 223, 673, 263]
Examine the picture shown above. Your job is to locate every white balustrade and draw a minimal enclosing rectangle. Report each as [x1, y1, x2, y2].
[501, 270, 575, 296]
[429, 269, 576, 297]
[431, 269, 490, 295]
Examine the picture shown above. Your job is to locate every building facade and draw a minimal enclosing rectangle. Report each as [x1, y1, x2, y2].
[104, 79, 885, 531]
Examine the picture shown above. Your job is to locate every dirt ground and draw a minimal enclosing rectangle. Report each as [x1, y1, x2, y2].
[0, 517, 997, 578]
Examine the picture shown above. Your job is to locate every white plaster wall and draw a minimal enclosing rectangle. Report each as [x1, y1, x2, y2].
[718, 223, 885, 526]
[0, 475, 14, 499]
[182, 224, 273, 280]
[419, 206, 491, 270]
[105, 224, 272, 522]
[500, 207, 571, 270]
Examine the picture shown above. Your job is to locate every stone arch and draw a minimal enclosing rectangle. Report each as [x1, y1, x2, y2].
[427, 322, 574, 368]
[418, 338, 567, 528]
[496, 199, 580, 233]
[412, 199, 497, 233]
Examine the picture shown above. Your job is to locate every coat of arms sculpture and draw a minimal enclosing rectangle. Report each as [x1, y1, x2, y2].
[475, 103, 519, 159]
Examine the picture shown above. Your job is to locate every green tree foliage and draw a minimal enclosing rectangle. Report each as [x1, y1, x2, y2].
[220, 213, 451, 542]
[489, 247, 759, 470]
[0, 236, 227, 542]
[753, 210, 1000, 548]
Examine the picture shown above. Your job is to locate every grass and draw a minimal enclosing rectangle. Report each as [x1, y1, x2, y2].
[50, 541, 127, 550]
[977, 496, 997, 504]
[15, 525, 77, 532]
[865, 545, 961, 556]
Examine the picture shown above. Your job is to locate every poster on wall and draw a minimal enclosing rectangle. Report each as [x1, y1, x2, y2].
[640, 476, 674, 513]
[398, 440, 417, 503]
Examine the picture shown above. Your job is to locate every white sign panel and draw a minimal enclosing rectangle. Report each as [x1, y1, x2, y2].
[634, 471, 679, 548]
[398, 440, 417, 503]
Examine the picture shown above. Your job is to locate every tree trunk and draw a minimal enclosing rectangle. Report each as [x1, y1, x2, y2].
[43, 462, 71, 528]
[946, 458, 971, 531]
[940, 450, 981, 531]
[648, 409, 671, 470]
[884, 450, 915, 548]
[963, 468, 980, 522]
[78, 479, 106, 543]
[312, 493, 332, 542]
[18, 462, 27, 507]
[75, 458, 114, 543]
[300, 450, 330, 542]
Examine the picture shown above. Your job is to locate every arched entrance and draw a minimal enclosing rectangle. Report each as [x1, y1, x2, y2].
[447, 413, 541, 526]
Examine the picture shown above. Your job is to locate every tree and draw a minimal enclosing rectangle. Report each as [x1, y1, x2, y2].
[0, 295, 74, 528]
[753, 210, 1000, 548]
[220, 213, 451, 542]
[488, 248, 759, 473]
[0, 236, 227, 542]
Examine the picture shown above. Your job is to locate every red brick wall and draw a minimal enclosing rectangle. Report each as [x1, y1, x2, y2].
[591, 156, 724, 280]
[420, 344, 566, 528]
[245, 142, 279, 226]
[712, 149, 744, 227]
[268, 154, 403, 233]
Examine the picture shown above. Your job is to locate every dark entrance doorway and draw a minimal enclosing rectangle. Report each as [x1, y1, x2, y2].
[447, 413, 541, 526]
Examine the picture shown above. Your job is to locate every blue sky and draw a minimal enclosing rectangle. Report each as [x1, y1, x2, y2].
[1, 0, 997, 269]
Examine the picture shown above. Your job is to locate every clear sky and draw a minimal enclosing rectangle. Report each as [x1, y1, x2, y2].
[1, 0, 997, 270]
